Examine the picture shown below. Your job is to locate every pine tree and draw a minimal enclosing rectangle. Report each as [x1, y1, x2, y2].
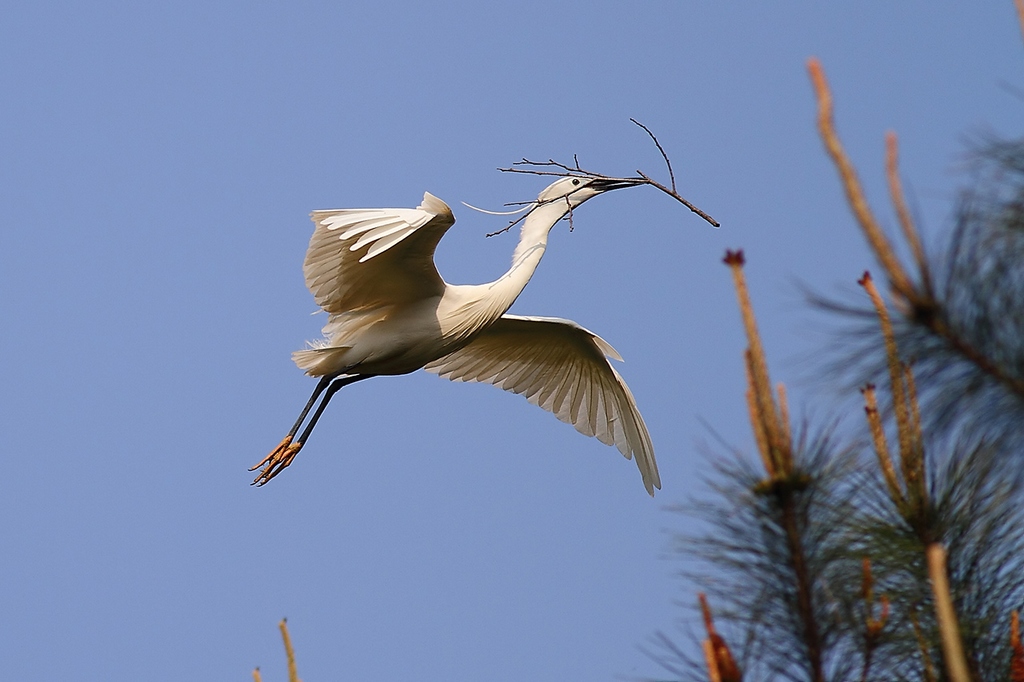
[653, 15, 1024, 682]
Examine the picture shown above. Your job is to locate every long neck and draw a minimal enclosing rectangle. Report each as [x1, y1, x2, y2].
[441, 200, 570, 341]
[487, 199, 569, 315]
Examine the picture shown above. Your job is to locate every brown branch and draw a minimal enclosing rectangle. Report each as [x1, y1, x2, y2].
[902, 363, 927, 506]
[927, 315, 1024, 398]
[859, 272, 908, 423]
[636, 169, 720, 227]
[724, 250, 820, 681]
[859, 272, 916, 498]
[886, 132, 934, 298]
[703, 640, 724, 682]
[279, 619, 302, 682]
[504, 158, 591, 177]
[807, 58, 916, 300]
[726, 251, 787, 476]
[499, 121, 720, 228]
[861, 384, 905, 507]
[699, 593, 742, 682]
[782, 498, 825, 682]
[810, 58, 1024, 414]
[926, 544, 971, 682]
[253, 620, 302, 682]
[484, 214, 529, 238]
[630, 117, 677, 192]
[745, 374, 775, 477]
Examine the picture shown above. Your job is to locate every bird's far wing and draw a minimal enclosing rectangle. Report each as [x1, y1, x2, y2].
[424, 314, 661, 495]
[304, 192, 456, 313]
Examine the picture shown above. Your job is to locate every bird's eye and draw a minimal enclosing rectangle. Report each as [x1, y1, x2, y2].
[571, 178, 580, 186]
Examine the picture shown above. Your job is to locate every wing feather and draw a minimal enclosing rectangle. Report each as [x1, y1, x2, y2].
[304, 193, 455, 313]
[424, 314, 661, 495]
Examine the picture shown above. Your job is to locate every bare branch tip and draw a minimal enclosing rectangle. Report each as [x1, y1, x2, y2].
[698, 592, 715, 634]
[501, 120, 718, 228]
[807, 57, 827, 91]
[631, 117, 677, 192]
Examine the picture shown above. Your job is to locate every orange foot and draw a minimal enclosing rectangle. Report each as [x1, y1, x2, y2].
[250, 436, 304, 486]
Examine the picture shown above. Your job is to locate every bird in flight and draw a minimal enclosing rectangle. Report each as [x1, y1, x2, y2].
[252, 176, 662, 495]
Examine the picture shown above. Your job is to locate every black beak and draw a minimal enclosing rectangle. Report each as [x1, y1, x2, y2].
[589, 176, 646, 192]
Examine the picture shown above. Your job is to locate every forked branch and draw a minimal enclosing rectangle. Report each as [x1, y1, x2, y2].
[490, 119, 719, 235]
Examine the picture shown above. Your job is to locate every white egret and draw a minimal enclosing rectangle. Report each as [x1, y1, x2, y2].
[253, 175, 662, 495]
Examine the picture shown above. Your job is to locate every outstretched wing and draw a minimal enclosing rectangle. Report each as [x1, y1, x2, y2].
[424, 314, 661, 496]
[304, 192, 456, 314]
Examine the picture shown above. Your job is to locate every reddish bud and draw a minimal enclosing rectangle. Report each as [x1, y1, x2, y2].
[723, 249, 745, 267]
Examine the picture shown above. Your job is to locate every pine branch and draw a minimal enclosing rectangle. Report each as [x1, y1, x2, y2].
[253, 620, 303, 682]
[808, 60, 1024, 452]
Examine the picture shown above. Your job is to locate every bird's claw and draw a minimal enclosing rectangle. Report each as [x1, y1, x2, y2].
[250, 437, 304, 486]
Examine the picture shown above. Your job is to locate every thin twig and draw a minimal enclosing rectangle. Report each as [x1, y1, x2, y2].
[482, 186, 577, 237]
[725, 250, 821, 681]
[636, 170, 720, 227]
[279, 619, 301, 682]
[726, 251, 786, 476]
[902, 363, 927, 505]
[859, 272, 915, 498]
[630, 117, 676, 192]
[745, 383, 774, 477]
[496, 122, 720, 228]
[782, 498, 825, 682]
[886, 131, 934, 298]
[810, 57, 1024, 415]
[861, 383, 905, 507]
[484, 206, 535, 237]
[807, 58, 916, 300]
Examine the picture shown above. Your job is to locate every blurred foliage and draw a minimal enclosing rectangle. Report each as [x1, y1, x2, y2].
[653, 48, 1024, 682]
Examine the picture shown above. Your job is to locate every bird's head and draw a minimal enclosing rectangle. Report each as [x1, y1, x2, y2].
[535, 175, 645, 208]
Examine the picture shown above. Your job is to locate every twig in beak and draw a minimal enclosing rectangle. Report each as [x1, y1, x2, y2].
[497, 120, 720, 228]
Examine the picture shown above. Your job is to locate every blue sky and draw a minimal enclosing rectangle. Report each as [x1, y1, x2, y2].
[1, 3, 1021, 680]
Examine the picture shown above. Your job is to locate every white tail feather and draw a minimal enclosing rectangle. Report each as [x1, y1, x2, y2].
[292, 346, 352, 376]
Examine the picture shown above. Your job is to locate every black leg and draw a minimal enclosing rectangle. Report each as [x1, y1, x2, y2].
[294, 375, 371, 446]
[251, 374, 372, 486]
[285, 375, 334, 439]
